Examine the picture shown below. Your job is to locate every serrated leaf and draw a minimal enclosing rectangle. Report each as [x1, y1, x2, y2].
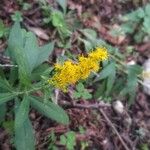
[0, 93, 16, 105]
[15, 95, 30, 129]
[30, 96, 69, 125]
[56, 0, 67, 13]
[15, 117, 35, 150]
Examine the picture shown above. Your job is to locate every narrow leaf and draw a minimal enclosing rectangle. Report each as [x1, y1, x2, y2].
[0, 77, 12, 92]
[106, 62, 116, 96]
[15, 95, 30, 129]
[0, 93, 16, 105]
[24, 32, 38, 72]
[94, 62, 115, 82]
[35, 42, 54, 68]
[30, 96, 69, 125]
[0, 103, 6, 124]
[15, 118, 35, 150]
[8, 22, 30, 85]
[56, 0, 67, 13]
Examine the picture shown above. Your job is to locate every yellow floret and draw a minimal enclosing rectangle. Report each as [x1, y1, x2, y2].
[48, 47, 109, 91]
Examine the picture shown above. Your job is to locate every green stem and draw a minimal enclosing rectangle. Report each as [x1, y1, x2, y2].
[13, 83, 51, 96]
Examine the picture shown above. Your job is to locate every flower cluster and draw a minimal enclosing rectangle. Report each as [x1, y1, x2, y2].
[48, 47, 109, 91]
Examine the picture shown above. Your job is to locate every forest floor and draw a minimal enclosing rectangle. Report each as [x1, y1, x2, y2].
[0, 0, 150, 150]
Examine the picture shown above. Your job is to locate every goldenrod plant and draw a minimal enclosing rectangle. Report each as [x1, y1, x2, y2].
[48, 47, 108, 91]
[0, 22, 109, 149]
[0, 22, 69, 150]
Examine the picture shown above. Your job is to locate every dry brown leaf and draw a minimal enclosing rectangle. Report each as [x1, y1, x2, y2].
[27, 27, 49, 40]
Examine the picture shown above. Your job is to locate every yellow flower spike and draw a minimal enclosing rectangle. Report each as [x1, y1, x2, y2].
[48, 47, 109, 91]
[89, 47, 109, 61]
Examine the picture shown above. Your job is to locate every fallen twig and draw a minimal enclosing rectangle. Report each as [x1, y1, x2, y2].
[61, 101, 111, 108]
[0, 64, 18, 67]
[61, 101, 130, 150]
[99, 108, 130, 150]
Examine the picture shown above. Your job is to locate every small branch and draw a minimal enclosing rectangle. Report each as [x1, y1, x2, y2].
[98, 108, 130, 150]
[61, 101, 130, 150]
[61, 101, 111, 108]
[0, 64, 18, 67]
[54, 89, 59, 104]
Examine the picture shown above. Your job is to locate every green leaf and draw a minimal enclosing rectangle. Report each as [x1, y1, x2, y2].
[35, 42, 54, 68]
[0, 103, 6, 124]
[0, 77, 12, 92]
[145, 4, 150, 16]
[82, 90, 92, 99]
[24, 32, 38, 72]
[9, 67, 18, 86]
[120, 65, 141, 105]
[24, 32, 54, 72]
[80, 39, 93, 52]
[94, 80, 106, 99]
[65, 131, 76, 150]
[30, 96, 69, 125]
[15, 95, 30, 129]
[31, 64, 50, 81]
[60, 135, 67, 145]
[56, 0, 67, 13]
[81, 28, 97, 40]
[94, 62, 115, 82]
[0, 93, 16, 105]
[143, 17, 150, 34]
[0, 19, 7, 38]
[134, 30, 145, 43]
[76, 83, 84, 92]
[121, 22, 135, 34]
[73, 91, 81, 99]
[11, 11, 23, 22]
[105, 62, 116, 96]
[15, 118, 35, 150]
[136, 8, 145, 18]
[8, 22, 30, 85]
[3, 120, 14, 135]
[8, 22, 54, 85]
[51, 11, 66, 28]
[8, 22, 24, 61]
